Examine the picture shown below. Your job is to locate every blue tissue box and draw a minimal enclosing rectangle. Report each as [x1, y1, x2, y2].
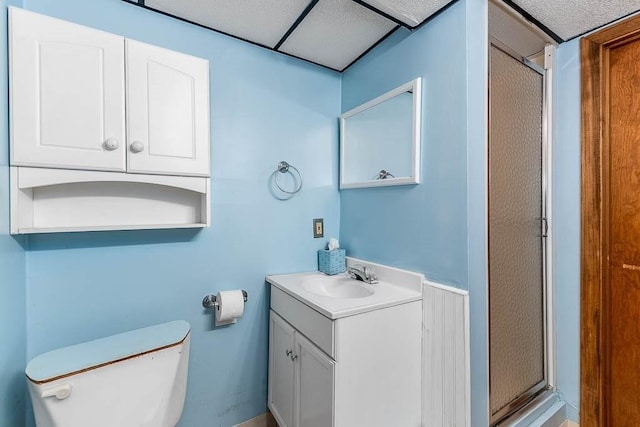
[318, 249, 346, 275]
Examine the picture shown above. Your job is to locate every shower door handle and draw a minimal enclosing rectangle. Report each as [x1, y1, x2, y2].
[540, 217, 548, 238]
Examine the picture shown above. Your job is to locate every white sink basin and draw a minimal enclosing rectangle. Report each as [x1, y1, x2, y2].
[266, 258, 424, 319]
[300, 275, 374, 299]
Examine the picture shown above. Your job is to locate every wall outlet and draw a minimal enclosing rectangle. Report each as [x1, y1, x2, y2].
[313, 218, 324, 238]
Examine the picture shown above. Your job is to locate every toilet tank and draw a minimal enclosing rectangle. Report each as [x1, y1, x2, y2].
[26, 320, 191, 427]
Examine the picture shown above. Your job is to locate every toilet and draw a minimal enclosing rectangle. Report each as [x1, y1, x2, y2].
[25, 320, 191, 427]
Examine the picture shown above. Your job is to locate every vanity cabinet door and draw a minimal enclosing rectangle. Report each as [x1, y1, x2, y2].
[10, 8, 126, 172]
[269, 312, 296, 427]
[126, 39, 210, 177]
[295, 333, 335, 427]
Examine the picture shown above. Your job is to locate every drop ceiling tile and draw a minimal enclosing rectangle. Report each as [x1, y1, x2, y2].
[361, 0, 453, 27]
[279, 0, 397, 71]
[511, 0, 640, 40]
[145, 0, 313, 48]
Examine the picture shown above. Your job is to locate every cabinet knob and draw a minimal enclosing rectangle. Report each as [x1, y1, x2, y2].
[130, 141, 145, 153]
[286, 349, 293, 357]
[103, 138, 120, 151]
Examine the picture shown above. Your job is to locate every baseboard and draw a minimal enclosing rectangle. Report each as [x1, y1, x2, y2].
[233, 412, 278, 427]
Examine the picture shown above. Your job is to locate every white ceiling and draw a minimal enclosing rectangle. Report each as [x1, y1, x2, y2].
[131, 0, 640, 71]
[145, 0, 314, 49]
[278, 0, 397, 70]
[361, 0, 453, 27]
[511, 0, 640, 41]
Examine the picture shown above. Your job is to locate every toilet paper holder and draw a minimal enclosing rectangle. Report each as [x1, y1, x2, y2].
[202, 290, 248, 309]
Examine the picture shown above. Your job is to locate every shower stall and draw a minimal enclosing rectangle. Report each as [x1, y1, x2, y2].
[487, 1, 554, 424]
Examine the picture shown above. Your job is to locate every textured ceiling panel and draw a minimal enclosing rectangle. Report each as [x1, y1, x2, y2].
[278, 0, 397, 71]
[137, 0, 640, 72]
[145, 0, 313, 48]
[362, 0, 453, 27]
[511, 0, 640, 40]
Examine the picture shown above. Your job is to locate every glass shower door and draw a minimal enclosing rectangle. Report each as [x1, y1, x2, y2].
[488, 44, 546, 424]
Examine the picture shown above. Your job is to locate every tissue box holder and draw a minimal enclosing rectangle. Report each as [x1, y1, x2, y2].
[318, 249, 346, 275]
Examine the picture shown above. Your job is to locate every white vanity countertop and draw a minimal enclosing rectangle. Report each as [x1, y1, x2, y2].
[266, 258, 423, 319]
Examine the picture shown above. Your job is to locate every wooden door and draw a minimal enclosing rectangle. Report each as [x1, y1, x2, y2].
[582, 14, 640, 427]
[268, 312, 296, 427]
[295, 333, 334, 427]
[10, 8, 126, 172]
[607, 36, 640, 425]
[126, 39, 210, 177]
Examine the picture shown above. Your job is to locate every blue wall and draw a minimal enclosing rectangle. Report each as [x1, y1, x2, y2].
[0, 1, 27, 426]
[0, 0, 27, 425]
[340, 0, 490, 424]
[16, 0, 341, 425]
[340, 2, 469, 288]
[0, 1, 588, 425]
[465, 0, 490, 424]
[553, 38, 581, 422]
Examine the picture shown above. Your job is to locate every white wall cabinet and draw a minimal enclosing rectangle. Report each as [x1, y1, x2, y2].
[10, 8, 126, 172]
[126, 40, 210, 177]
[269, 286, 422, 427]
[269, 311, 335, 427]
[10, 7, 210, 178]
[8, 8, 211, 234]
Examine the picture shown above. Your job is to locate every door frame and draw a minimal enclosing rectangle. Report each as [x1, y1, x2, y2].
[581, 14, 640, 427]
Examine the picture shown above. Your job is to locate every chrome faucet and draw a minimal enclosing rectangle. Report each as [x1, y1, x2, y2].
[347, 265, 378, 284]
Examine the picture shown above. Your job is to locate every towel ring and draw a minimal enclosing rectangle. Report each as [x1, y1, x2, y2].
[273, 161, 303, 195]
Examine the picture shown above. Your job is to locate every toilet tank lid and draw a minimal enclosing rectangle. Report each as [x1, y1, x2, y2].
[26, 320, 190, 383]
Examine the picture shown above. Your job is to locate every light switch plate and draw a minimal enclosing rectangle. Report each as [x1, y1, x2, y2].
[313, 218, 324, 238]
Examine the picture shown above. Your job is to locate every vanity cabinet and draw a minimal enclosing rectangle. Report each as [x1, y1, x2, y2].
[268, 285, 422, 427]
[269, 312, 335, 427]
[10, 7, 210, 177]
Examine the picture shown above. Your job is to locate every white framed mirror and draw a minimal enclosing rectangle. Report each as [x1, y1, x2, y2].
[340, 77, 422, 189]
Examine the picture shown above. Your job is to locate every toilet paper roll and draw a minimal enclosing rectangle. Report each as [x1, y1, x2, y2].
[215, 290, 245, 325]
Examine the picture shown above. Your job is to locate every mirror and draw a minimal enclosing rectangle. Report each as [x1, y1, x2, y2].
[340, 78, 422, 189]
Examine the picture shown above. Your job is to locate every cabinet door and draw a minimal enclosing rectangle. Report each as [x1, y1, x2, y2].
[295, 333, 335, 427]
[126, 39, 210, 177]
[269, 312, 296, 427]
[10, 8, 126, 172]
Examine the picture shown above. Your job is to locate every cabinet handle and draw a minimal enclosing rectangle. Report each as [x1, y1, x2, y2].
[103, 138, 120, 151]
[290, 354, 298, 361]
[285, 349, 292, 357]
[130, 141, 145, 153]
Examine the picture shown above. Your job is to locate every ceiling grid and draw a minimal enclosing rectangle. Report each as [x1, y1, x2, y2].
[125, 0, 640, 71]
